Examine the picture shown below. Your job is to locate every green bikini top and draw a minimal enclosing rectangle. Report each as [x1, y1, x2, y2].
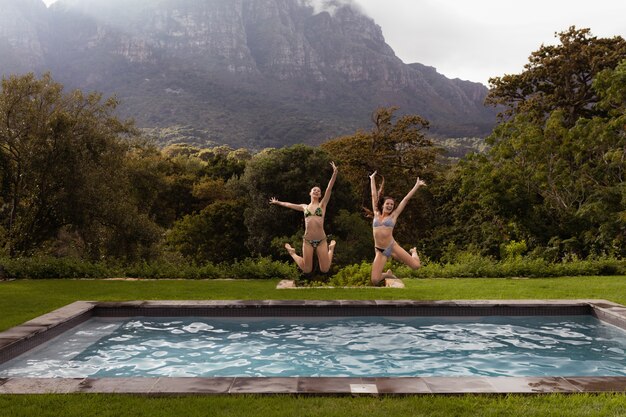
[304, 207, 323, 217]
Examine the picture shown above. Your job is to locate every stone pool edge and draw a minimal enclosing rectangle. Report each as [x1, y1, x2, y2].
[1, 299, 626, 395]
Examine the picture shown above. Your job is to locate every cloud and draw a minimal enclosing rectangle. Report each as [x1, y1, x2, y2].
[355, 0, 626, 85]
[300, 0, 361, 16]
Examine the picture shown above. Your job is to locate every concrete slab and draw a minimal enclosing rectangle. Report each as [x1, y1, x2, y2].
[230, 377, 299, 394]
[150, 377, 234, 394]
[77, 377, 159, 393]
[0, 378, 84, 394]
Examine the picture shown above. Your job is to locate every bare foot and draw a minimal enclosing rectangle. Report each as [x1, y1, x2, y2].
[284, 243, 296, 256]
[381, 269, 396, 279]
[328, 240, 336, 251]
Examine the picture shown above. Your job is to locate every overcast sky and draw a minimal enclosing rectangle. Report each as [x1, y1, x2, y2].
[354, 0, 626, 85]
[43, 0, 625, 86]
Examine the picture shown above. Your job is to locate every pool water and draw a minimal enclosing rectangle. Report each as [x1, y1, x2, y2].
[1, 315, 625, 378]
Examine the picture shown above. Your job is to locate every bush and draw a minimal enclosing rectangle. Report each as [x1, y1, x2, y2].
[0, 256, 110, 279]
[123, 260, 222, 279]
[328, 261, 372, 287]
[404, 252, 498, 278]
[0, 254, 623, 282]
[0, 256, 297, 280]
[500, 240, 528, 260]
[226, 257, 299, 280]
[406, 254, 626, 279]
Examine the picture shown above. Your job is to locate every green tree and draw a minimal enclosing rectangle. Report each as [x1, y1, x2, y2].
[486, 61, 626, 257]
[166, 200, 248, 263]
[570, 60, 626, 254]
[322, 107, 438, 196]
[487, 27, 626, 126]
[431, 28, 626, 260]
[330, 209, 372, 265]
[149, 145, 252, 262]
[125, 144, 181, 228]
[430, 153, 539, 259]
[240, 145, 354, 260]
[0, 73, 160, 258]
[127, 144, 249, 230]
[197, 145, 251, 180]
[322, 107, 441, 248]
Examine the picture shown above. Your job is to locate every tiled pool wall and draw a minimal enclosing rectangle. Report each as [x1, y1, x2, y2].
[1, 299, 626, 395]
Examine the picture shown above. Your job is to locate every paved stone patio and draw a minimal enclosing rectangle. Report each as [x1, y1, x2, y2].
[276, 278, 405, 289]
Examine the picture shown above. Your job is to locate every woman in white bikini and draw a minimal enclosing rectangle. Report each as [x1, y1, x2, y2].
[269, 162, 338, 273]
[369, 171, 425, 285]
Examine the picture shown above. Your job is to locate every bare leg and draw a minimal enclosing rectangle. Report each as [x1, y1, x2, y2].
[301, 241, 315, 273]
[317, 240, 336, 273]
[285, 243, 303, 270]
[370, 251, 388, 285]
[391, 245, 421, 269]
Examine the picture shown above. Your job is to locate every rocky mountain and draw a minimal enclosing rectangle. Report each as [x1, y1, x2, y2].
[0, 0, 497, 149]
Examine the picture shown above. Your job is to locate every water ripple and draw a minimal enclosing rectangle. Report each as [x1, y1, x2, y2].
[1, 315, 625, 378]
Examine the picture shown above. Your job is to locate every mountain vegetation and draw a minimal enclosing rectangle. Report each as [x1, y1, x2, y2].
[0, 0, 496, 149]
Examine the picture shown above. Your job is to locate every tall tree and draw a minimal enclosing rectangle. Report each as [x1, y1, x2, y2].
[322, 107, 437, 197]
[322, 107, 441, 248]
[487, 27, 626, 126]
[240, 145, 354, 260]
[166, 200, 249, 263]
[442, 31, 626, 259]
[0, 73, 160, 257]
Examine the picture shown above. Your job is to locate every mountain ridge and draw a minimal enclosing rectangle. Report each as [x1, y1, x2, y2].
[0, 0, 497, 149]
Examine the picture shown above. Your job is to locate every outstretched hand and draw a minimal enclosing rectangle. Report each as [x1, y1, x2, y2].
[415, 177, 427, 187]
[330, 161, 338, 172]
[369, 171, 377, 179]
[269, 197, 278, 205]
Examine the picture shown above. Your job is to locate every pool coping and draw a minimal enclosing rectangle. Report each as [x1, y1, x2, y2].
[1, 299, 626, 395]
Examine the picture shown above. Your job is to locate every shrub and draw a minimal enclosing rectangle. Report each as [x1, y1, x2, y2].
[226, 257, 299, 280]
[0, 254, 623, 282]
[500, 240, 528, 260]
[0, 256, 110, 279]
[407, 255, 626, 278]
[329, 261, 372, 287]
[123, 260, 222, 279]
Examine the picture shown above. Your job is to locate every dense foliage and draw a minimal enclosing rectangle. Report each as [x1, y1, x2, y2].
[0, 73, 161, 259]
[0, 27, 624, 277]
[322, 107, 441, 249]
[436, 27, 626, 260]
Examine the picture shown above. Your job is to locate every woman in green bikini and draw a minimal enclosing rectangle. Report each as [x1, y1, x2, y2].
[369, 171, 425, 285]
[269, 162, 338, 273]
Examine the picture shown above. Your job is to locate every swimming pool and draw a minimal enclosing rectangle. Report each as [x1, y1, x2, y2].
[1, 300, 626, 394]
[2, 315, 625, 378]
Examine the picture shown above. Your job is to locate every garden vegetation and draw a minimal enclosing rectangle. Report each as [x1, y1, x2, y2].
[0, 27, 625, 283]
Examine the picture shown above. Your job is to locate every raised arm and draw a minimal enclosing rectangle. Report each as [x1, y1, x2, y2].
[393, 177, 426, 217]
[320, 161, 338, 207]
[369, 171, 379, 214]
[269, 197, 305, 212]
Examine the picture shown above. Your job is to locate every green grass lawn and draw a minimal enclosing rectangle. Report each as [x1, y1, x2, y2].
[1, 276, 626, 416]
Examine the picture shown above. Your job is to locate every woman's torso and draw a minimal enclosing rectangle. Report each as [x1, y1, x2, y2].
[303, 204, 325, 239]
[372, 213, 395, 247]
